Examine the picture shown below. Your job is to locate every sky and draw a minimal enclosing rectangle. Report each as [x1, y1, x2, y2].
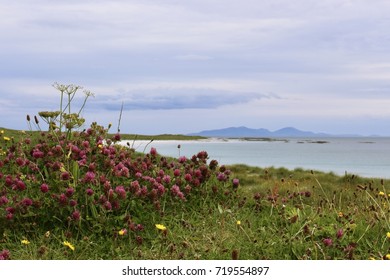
[1, 0, 390, 136]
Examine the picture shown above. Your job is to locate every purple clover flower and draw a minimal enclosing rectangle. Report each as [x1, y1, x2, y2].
[217, 172, 227, 182]
[115, 186, 127, 199]
[40, 183, 49, 193]
[232, 178, 240, 188]
[86, 188, 94, 196]
[336, 229, 344, 239]
[21, 198, 33, 207]
[0, 249, 10, 260]
[0, 196, 9, 206]
[72, 210, 81, 221]
[323, 238, 333, 247]
[84, 171, 96, 183]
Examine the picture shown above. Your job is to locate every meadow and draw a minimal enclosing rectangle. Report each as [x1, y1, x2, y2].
[1, 84, 389, 260]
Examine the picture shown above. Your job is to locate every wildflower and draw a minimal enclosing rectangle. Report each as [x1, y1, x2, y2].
[21, 239, 30, 245]
[323, 238, 333, 247]
[184, 173, 192, 182]
[16, 157, 26, 167]
[21, 198, 33, 207]
[113, 133, 121, 141]
[71, 210, 80, 221]
[379, 191, 385, 196]
[115, 185, 126, 199]
[61, 172, 70, 181]
[171, 185, 185, 201]
[0, 196, 8, 206]
[45, 231, 50, 238]
[236, 220, 241, 225]
[232, 178, 240, 189]
[386, 254, 390, 260]
[84, 171, 95, 183]
[16, 180, 27, 191]
[136, 224, 144, 231]
[118, 229, 127, 236]
[69, 199, 77, 207]
[58, 193, 68, 205]
[155, 224, 167, 231]
[338, 212, 343, 218]
[387, 232, 390, 239]
[209, 159, 218, 170]
[40, 183, 49, 193]
[65, 187, 74, 197]
[104, 201, 112, 210]
[217, 172, 227, 182]
[3, 136, 10, 141]
[150, 147, 157, 156]
[86, 188, 94, 196]
[178, 156, 187, 163]
[32, 149, 44, 159]
[336, 229, 344, 239]
[136, 235, 143, 245]
[0, 249, 10, 260]
[163, 175, 171, 184]
[304, 191, 311, 197]
[63, 241, 75, 251]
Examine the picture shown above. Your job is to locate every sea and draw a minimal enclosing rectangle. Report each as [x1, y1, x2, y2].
[120, 137, 390, 179]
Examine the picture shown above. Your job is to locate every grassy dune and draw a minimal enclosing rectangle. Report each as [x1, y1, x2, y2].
[1, 125, 389, 259]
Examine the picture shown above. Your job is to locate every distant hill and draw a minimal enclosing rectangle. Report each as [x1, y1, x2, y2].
[188, 126, 332, 138]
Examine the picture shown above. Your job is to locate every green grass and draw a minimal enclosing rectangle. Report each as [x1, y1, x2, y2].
[2, 147, 389, 260]
[0, 127, 205, 142]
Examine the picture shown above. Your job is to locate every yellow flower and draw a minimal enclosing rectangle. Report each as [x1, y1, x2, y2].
[0, 130, 4, 134]
[118, 229, 127, 236]
[387, 232, 390, 239]
[236, 220, 241, 225]
[45, 231, 50, 238]
[338, 212, 343, 218]
[379, 191, 385, 196]
[155, 224, 167, 231]
[3, 136, 11, 141]
[386, 254, 390, 260]
[98, 144, 103, 149]
[368, 257, 376, 260]
[63, 241, 75, 251]
[21, 239, 30, 245]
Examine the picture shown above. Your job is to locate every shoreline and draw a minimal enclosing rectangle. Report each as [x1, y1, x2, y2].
[119, 138, 390, 179]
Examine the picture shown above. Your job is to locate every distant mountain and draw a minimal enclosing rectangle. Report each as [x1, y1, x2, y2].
[188, 126, 332, 138]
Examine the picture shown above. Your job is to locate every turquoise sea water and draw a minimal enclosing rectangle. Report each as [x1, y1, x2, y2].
[122, 137, 390, 179]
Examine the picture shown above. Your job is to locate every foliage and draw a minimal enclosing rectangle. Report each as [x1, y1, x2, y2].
[0, 84, 239, 260]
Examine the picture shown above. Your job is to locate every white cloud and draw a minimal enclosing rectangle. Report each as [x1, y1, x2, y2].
[174, 55, 213, 61]
[1, 0, 390, 135]
[95, 87, 278, 110]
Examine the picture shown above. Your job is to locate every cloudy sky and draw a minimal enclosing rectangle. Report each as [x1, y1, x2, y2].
[1, 0, 390, 136]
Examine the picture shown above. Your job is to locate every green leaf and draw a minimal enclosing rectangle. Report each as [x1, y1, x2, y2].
[217, 204, 223, 214]
[72, 161, 79, 183]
